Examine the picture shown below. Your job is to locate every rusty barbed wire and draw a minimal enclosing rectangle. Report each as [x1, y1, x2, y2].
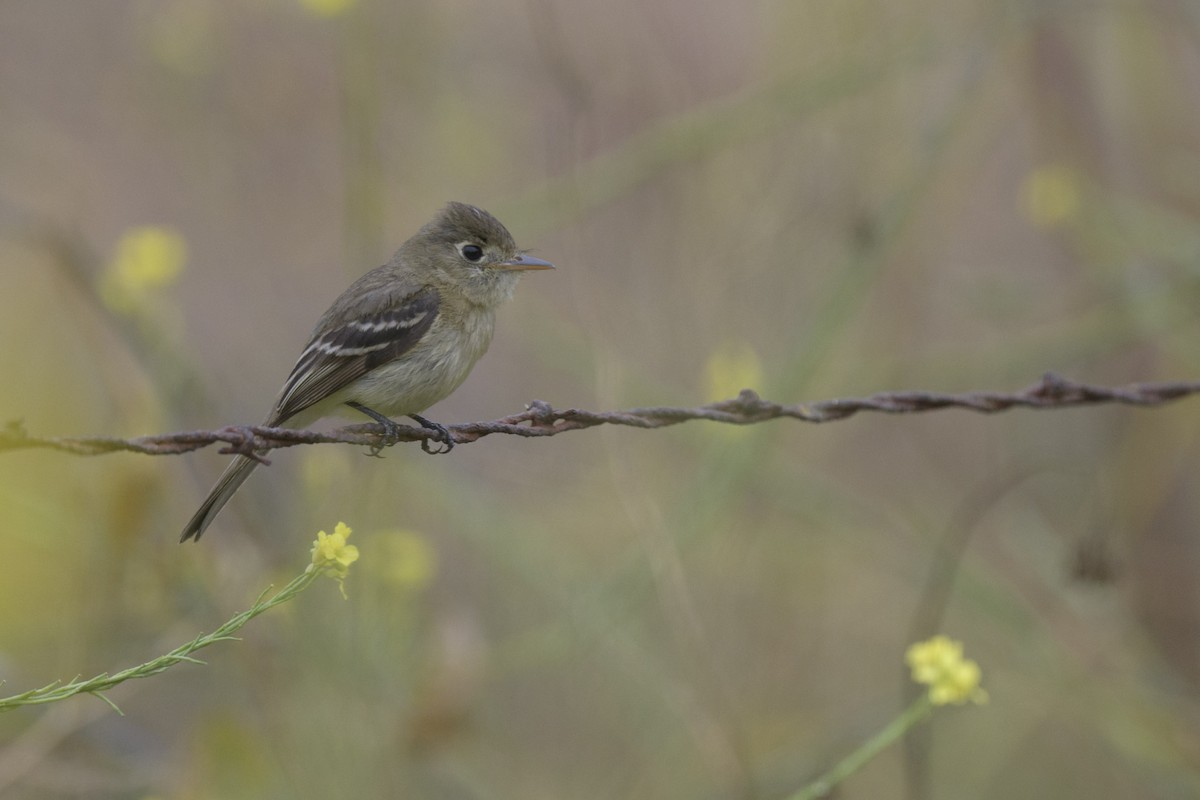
[2, 373, 1198, 460]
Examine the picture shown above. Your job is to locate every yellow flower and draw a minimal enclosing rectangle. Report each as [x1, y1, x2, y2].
[101, 226, 187, 314]
[310, 522, 359, 597]
[298, 0, 356, 16]
[905, 635, 987, 706]
[704, 341, 764, 402]
[111, 226, 187, 290]
[371, 529, 437, 590]
[1020, 164, 1081, 229]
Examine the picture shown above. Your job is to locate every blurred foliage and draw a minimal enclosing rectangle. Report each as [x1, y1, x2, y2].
[2, 0, 1200, 798]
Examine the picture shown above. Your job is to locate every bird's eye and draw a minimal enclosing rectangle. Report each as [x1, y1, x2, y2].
[460, 244, 484, 262]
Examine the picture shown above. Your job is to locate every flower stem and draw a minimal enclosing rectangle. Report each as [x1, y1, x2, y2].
[0, 568, 323, 714]
[786, 695, 933, 800]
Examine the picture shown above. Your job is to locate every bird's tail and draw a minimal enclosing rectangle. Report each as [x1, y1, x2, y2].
[179, 455, 261, 542]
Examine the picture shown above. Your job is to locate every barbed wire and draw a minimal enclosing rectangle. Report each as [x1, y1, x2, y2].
[2, 373, 1198, 461]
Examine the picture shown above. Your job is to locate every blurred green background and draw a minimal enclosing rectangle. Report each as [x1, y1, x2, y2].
[2, 0, 1200, 797]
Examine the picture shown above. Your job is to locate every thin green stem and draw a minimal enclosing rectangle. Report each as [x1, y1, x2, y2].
[787, 695, 933, 800]
[0, 567, 324, 714]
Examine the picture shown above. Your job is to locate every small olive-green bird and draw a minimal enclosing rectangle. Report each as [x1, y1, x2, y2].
[180, 202, 553, 542]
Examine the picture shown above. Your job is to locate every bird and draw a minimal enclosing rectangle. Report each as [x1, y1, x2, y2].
[180, 202, 553, 542]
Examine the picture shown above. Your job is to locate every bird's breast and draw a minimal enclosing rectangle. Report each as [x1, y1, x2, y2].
[342, 306, 497, 416]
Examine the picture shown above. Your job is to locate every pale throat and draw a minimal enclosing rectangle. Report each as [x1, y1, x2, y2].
[460, 268, 521, 308]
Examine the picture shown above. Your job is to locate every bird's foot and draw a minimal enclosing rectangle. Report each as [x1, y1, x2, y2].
[409, 414, 454, 455]
[347, 401, 405, 457]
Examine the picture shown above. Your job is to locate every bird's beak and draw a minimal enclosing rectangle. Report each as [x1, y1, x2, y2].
[495, 254, 555, 271]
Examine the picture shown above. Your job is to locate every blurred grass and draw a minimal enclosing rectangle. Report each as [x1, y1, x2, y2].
[2, 0, 1200, 798]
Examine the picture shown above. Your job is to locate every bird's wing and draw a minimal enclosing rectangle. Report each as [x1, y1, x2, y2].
[269, 285, 440, 425]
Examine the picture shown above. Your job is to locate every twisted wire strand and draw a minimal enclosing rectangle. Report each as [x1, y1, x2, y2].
[3, 373, 1197, 459]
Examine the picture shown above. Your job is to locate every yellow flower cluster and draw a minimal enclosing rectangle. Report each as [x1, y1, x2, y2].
[310, 522, 360, 597]
[905, 635, 988, 706]
[1020, 164, 1081, 229]
[100, 226, 187, 315]
[372, 529, 437, 590]
[704, 341, 764, 402]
